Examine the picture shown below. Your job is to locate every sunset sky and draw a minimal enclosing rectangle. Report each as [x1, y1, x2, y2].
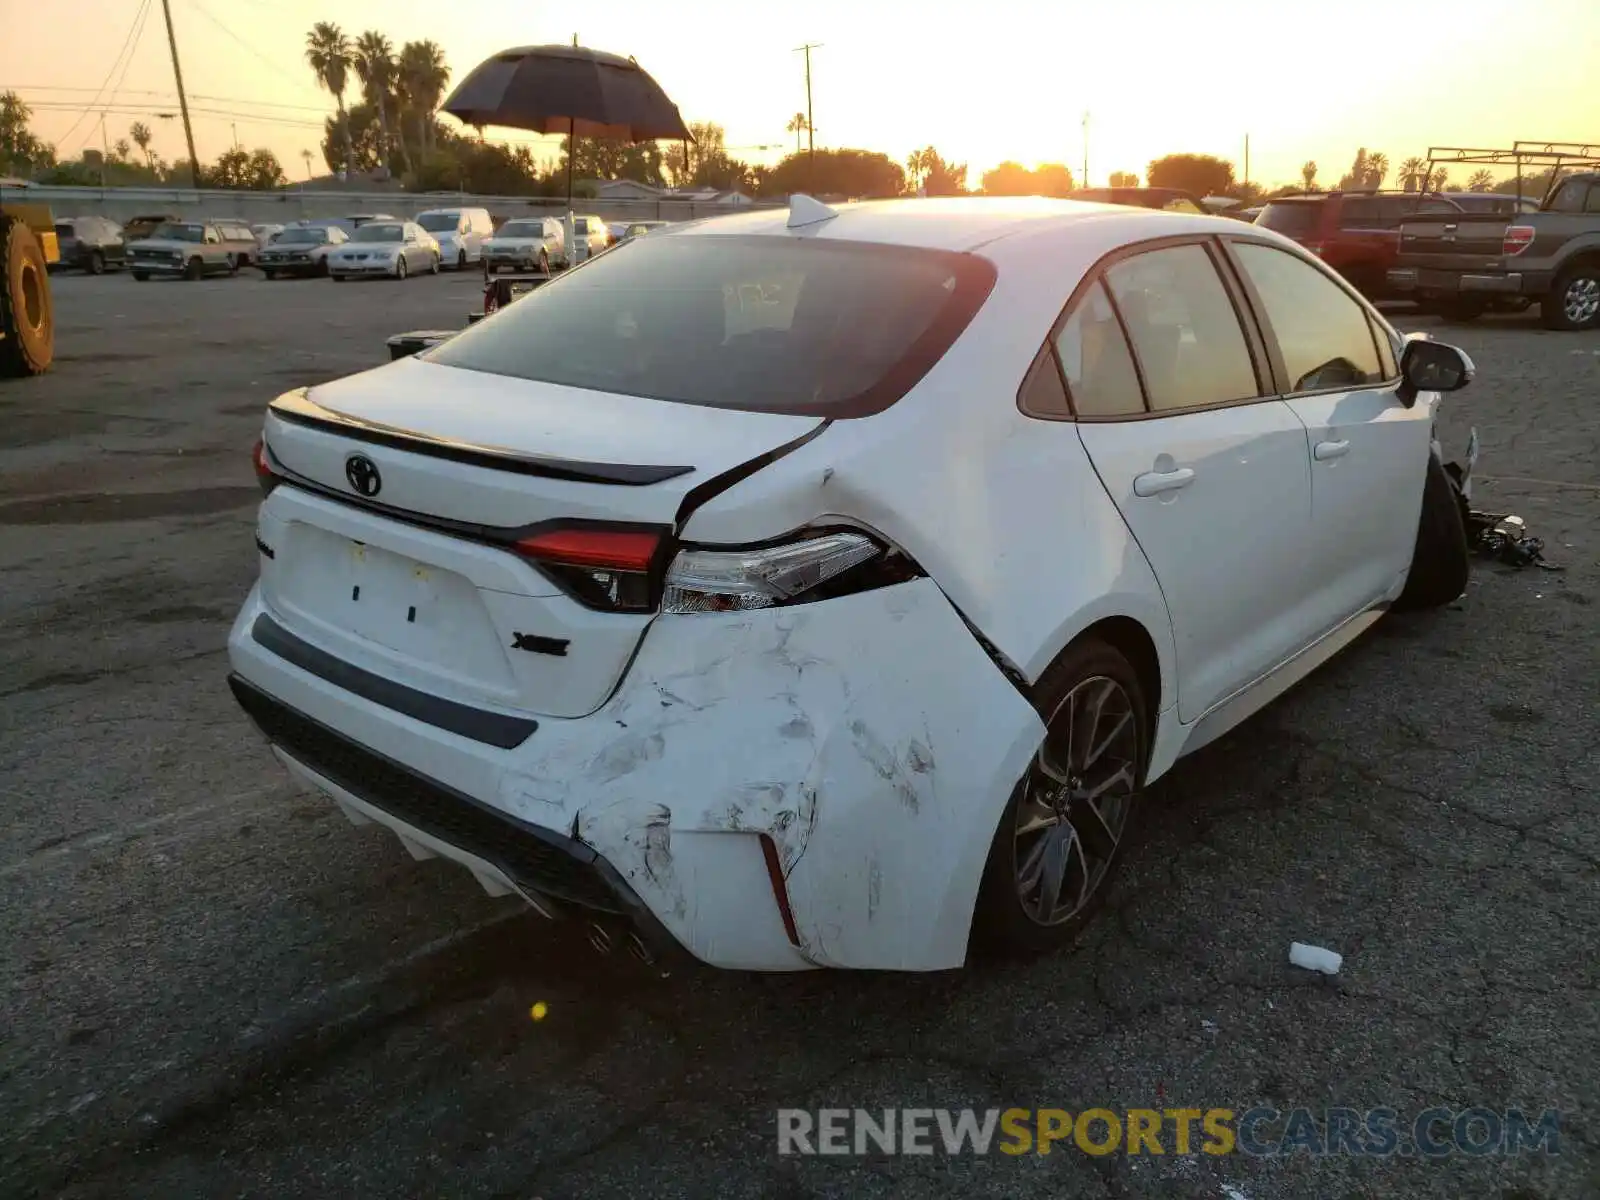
[5, 0, 1598, 190]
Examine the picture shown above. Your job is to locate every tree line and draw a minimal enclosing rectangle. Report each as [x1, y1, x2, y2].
[0, 83, 1571, 203]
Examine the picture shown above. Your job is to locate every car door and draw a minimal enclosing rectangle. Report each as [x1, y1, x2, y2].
[1224, 238, 1434, 631]
[1066, 239, 1319, 723]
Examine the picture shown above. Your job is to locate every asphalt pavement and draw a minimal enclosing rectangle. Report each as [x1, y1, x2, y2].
[2, 265, 1596, 1199]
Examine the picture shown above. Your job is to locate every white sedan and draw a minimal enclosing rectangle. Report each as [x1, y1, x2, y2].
[230, 195, 1474, 973]
[327, 221, 440, 281]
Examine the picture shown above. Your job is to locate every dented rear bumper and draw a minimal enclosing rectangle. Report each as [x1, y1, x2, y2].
[227, 577, 1044, 972]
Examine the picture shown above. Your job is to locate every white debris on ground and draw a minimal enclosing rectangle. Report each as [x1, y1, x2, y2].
[1201, 1019, 1219, 1035]
[1220, 1184, 1252, 1200]
[1289, 942, 1343, 974]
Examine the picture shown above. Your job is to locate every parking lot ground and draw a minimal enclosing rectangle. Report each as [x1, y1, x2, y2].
[2, 271, 1597, 1199]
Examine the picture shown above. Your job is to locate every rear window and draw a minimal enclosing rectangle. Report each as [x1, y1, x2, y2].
[1256, 201, 1323, 238]
[425, 234, 998, 417]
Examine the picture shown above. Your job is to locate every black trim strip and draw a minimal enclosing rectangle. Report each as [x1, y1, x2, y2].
[672, 419, 832, 530]
[251, 613, 537, 749]
[267, 390, 693, 486]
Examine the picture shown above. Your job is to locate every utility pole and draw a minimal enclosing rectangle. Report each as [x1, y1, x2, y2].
[99, 113, 109, 187]
[795, 43, 820, 186]
[1081, 111, 1090, 189]
[1244, 134, 1250, 191]
[232, 123, 239, 150]
[159, 0, 202, 188]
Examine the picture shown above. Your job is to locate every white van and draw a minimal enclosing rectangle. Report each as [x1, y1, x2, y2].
[414, 207, 494, 270]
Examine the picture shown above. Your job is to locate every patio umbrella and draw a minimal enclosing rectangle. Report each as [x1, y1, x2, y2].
[440, 45, 694, 211]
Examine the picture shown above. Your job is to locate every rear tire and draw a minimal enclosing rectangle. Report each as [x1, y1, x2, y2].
[89, 250, 106, 276]
[132, 270, 149, 281]
[0, 216, 54, 377]
[262, 268, 276, 281]
[972, 638, 1147, 958]
[1541, 260, 1600, 331]
[457, 249, 467, 270]
[184, 257, 204, 281]
[1393, 455, 1471, 612]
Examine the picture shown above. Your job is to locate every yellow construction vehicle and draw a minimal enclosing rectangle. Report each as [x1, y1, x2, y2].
[0, 200, 58, 377]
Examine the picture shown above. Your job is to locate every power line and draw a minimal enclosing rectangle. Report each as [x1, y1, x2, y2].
[181, 0, 317, 93]
[16, 84, 331, 114]
[55, 0, 153, 153]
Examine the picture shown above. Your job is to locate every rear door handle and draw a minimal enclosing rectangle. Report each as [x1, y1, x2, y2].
[1132, 467, 1195, 497]
[1314, 439, 1351, 461]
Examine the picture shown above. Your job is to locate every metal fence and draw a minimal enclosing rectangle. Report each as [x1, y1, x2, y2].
[0, 184, 780, 228]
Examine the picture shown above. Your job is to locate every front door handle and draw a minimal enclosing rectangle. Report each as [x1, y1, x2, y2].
[1314, 439, 1351, 461]
[1132, 467, 1196, 497]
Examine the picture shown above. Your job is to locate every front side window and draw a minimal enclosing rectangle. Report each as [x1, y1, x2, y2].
[1052, 280, 1144, 417]
[418, 212, 461, 233]
[1232, 242, 1383, 392]
[425, 234, 996, 417]
[1104, 244, 1259, 412]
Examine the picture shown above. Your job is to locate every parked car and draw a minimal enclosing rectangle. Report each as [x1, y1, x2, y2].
[345, 212, 398, 229]
[569, 213, 611, 263]
[483, 217, 563, 274]
[416, 207, 494, 269]
[234, 196, 1476, 974]
[1388, 172, 1600, 328]
[256, 224, 350, 278]
[615, 219, 669, 242]
[50, 215, 126, 274]
[127, 219, 258, 280]
[1070, 187, 1209, 214]
[121, 212, 183, 242]
[1253, 191, 1466, 299]
[327, 220, 440, 280]
[251, 223, 286, 250]
[1435, 192, 1542, 216]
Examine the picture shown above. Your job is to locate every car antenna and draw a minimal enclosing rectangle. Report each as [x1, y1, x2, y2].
[787, 194, 838, 229]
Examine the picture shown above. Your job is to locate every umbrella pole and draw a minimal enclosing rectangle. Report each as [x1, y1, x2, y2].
[566, 117, 575, 212]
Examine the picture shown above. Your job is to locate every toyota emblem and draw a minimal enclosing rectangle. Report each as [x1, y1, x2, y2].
[345, 454, 382, 497]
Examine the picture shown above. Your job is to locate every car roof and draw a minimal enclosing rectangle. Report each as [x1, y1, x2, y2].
[658, 196, 1235, 253]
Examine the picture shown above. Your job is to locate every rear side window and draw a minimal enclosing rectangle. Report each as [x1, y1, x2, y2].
[425, 234, 997, 417]
[1052, 281, 1144, 417]
[1547, 180, 1587, 212]
[1256, 201, 1323, 238]
[1104, 244, 1259, 412]
[1232, 242, 1383, 392]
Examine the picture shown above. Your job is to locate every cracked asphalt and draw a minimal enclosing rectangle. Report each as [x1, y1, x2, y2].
[2, 267, 1596, 1200]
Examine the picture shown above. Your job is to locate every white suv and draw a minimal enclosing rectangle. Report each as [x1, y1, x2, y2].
[415, 207, 494, 269]
[231, 197, 1474, 973]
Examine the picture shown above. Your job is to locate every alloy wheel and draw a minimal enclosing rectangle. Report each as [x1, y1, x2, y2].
[1012, 676, 1139, 926]
[1564, 276, 1599, 326]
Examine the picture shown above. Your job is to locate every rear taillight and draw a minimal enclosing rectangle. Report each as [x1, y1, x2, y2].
[514, 527, 665, 613]
[1502, 225, 1535, 257]
[252, 437, 280, 496]
[662, 530, 921, 614]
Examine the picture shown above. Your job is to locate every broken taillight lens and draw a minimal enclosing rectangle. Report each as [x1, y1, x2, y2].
[514, 527, 664, 613]
[1502, 225, 1535, 257]
[252, 437, 280, 497]
[663, 531, 918, 614]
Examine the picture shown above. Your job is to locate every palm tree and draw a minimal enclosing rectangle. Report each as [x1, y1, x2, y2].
[1300, 160, 1318, 190]
[1428, 167, 1450, 192]
[904, 148, 925, 191]
[300, 148, 314, 180]
[305, 22, 354, 179]
[353, 30, 401, 176]
[1399, 156, 1426, 192]
[1365, 151, 1389, 188]
[129, 121, 154, 166]
[399, 40, 450, 155]
[1467, 168, 1495, 193]
[786, 112, 808, 155]
[113, 138, 132, 163]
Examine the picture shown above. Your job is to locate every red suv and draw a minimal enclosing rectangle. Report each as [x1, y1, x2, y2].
[1254, 191, 1465, 299]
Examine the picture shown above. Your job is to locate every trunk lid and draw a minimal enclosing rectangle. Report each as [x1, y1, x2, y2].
[256, 357, 823, 719]
[1397, 214, 1512, 269]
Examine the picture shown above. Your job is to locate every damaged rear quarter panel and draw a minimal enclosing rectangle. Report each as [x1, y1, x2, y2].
[495, 578, 1043, 971]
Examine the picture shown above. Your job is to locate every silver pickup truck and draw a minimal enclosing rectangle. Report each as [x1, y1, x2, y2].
[127, 218, 259, 281]
[1388, 171, 1600, 330]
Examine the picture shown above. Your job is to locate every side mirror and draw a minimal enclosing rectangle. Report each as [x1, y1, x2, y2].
[1398, 338, 1474, 406]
